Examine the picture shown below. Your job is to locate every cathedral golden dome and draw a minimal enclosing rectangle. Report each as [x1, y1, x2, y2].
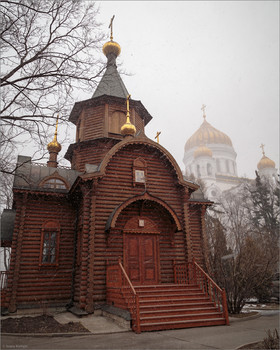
[257, 155, 275, 170]
[102, 40, 121, 57]
[185, 118, 233, 152]
[257, 145, 276, 170]
[194, 145, 213, 158]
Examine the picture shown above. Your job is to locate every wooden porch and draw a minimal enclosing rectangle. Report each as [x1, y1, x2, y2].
[106, 259, 229, 333]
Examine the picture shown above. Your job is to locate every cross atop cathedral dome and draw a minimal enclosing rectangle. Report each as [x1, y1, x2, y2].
[257, 144, 275, 170]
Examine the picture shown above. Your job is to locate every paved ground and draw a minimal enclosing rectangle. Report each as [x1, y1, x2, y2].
[1, 312, 279, 350]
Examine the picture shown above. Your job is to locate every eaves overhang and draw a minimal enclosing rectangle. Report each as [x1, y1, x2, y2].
[69, 94, 153, 126]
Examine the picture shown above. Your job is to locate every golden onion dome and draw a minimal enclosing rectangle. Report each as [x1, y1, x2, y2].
[121, 117, 136, 136]
[102, 40, 121, 58]
[257, 155, 275, 170]
[194, 145, 213, 159]
[185, 118, 232, 152]
[47, 136, 61, 153]
[47, 116, 61, 153]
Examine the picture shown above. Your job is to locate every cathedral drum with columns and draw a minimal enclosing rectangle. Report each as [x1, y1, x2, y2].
[1, 21, 229, 332]
[183, 105, 239, 200]
[183, 106, 278, 201]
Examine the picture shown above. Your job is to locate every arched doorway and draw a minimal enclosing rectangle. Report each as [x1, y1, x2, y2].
[106, 196, 184, 285]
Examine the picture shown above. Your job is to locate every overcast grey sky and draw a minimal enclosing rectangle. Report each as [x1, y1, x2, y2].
[84, 0, 279, 179]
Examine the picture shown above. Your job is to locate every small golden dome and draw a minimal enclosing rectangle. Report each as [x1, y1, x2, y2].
[257, 155, 275, 170]
[47, 116, 61, 153]
[185, 119, 232, 151]
[103, 40, 121, 57]
[121, 117, 136, 136]
[194, 145, 213, 158]
[47, 137, 61, 153]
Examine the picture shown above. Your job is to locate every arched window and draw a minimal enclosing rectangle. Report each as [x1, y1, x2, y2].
[226, 160, 230, 173]
[216, 159, 221, 173]
[42, 178, 67, 190]
[76, 113, 84, 142]
[207, 163, 212, 176]
[40, 221, 60, 266]
[197, 164, 201, 178]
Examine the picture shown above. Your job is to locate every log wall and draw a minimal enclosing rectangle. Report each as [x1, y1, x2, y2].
[6, 192, 76, 310]
[89, 143, 190, 303]
[189, 204, 204, 266]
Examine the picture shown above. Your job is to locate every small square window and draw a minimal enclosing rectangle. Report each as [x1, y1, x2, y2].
[135, 170, 145, 183]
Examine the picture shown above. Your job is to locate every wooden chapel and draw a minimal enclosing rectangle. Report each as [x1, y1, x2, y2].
[1, 26, 229, 332]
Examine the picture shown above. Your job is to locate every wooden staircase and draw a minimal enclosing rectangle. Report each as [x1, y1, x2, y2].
[107, 259, 229, 333]
[133, 284, 226, 332]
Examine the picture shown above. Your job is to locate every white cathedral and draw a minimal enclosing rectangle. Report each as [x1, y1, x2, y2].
[183, 105, 278, 201]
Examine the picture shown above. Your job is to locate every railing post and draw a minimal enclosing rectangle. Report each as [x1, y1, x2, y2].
[222, 288, 229, 325]
[207, 280, 211, 300]
[135, 295, 141, 334]
[192, 258, 197, 285]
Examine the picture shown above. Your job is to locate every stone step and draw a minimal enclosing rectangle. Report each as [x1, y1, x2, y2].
[139, 317, 226, 332]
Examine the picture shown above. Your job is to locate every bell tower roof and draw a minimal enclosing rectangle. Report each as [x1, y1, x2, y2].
[92, 16, 129, 99]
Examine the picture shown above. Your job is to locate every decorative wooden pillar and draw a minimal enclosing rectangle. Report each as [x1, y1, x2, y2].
[79, 182, 92, 311]
[8, 193, 27, 313]
[182, 188, 193, 263]
[86, 179, 97, 313]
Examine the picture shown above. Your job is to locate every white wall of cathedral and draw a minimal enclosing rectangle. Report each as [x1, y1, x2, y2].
[187, 155, 216, 180]
[183, 143, 238, 178]
[259, 167, 278, 183]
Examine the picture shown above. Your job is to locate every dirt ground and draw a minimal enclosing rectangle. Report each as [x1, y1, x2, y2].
[1, 314, 90, 333]
[0, 311, 262, 334]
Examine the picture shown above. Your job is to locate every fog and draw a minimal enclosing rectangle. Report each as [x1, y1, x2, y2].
[87, 1, 279, 179]
[14, 1, 279, 180]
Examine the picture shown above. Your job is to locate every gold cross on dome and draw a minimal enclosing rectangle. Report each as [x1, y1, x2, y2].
[201, 104, 206, 119]
[260, 143, 265, 156]
[126, 94, 131, 116]
[155, 131, 161, 143]
[109, 15, 115, 40]
[55, 114, 59, 135]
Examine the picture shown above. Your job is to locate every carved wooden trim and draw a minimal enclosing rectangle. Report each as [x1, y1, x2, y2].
[108, 193, 182, 232]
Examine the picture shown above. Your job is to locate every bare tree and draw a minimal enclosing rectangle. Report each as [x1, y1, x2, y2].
[206, 183, 279, 314]
[242, 172, 280, 244]
[0, 0, 106, 174]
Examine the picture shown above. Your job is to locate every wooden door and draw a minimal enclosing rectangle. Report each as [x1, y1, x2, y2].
[125, 234, 158, 285]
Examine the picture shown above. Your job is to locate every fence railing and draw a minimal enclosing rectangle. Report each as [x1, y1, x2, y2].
[174, 259, 229, 325]
[0, 271, 8, 290]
